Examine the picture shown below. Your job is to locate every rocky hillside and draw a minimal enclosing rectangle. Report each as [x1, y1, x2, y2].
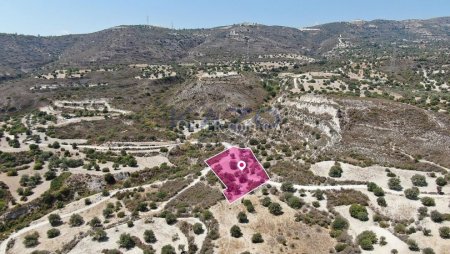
[0, 17, 448, 78]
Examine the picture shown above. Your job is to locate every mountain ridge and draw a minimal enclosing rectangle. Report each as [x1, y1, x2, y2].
[0, 16, 448, 78]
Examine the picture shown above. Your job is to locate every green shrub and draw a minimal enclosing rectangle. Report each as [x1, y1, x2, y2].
[144, 229, 157, 243]
[268, 202, 283, 215]
[335, 243, 347, 252]
[287, 196, 304, 209]
[48, 214, 62, 227]
[161, 245, 176, 254]
[103, 207, 113, 218]
[165, 212, 177, 225]
[104, 173, 116, 184]
[230, 225, 242, 238]
[117, 211, 125, 218]
[367, 182, 378, 192]
[89, 217, 102, 228]
[404, 187, 420, 200]
[421, 197, 435, 207]
[377, 197, 387, 207]
[242, 199, 255, 213]
[439, 226, 450, 239]
[436, 177, 447, 186]
[357, 230, 377, 250]
[313, 189, 325, 200]
[69, 213, 84, 227]
[251, 233, 264, 243]
[249, 139, 259, 146]
[6, 169, 18, 176]
[281, 182, 295, 192]
[349, 204, 368, 221]
[407, 239, 419, 251]
[237, 212, 248, 223]
[411, 174, 427, 187]
[193, 222, 204, 235]
[329, 162, 343, 178]
[44, 170, 56, 180]
[91, 229, 107, 242]
[380, 236, 387, 246]
[394, 223, 407, 234]
[260, 197, 271, 207]
[117, 233, 135, 249]
[422, 247, 435, 254]
[388, 178, 402, 191]
[47, 228, 60, 238]
[431, 210, 444, 223]
[371, 186, 384, 197]
[127, 220, 134, 227]
[331, 216, 349, 230]
[23, 232, 40, 248]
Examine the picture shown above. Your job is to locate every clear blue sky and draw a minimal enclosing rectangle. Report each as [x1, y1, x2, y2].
[0, 0, 448, 36]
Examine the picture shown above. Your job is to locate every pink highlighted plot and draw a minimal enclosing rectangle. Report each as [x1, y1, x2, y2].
[205, 147, 270, 203]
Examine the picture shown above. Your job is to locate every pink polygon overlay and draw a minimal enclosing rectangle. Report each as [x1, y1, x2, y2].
[205, 147, 270, 203]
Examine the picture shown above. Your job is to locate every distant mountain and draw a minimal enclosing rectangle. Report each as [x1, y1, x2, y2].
[0, 17, 448, 78]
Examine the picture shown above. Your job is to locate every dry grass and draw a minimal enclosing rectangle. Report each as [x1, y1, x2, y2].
[210, 194, 336, 254]
[165, 183, 224, 211]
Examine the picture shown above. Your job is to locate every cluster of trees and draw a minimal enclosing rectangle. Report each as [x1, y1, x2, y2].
[17, 173, 43, 200]
[48, 141, 60, 149]
[48, 155, 84, 170]
[19, 173, 42, 188]
[4, 119, 27, 136]
[84, 149, 138, 168]
[8, 138, 20, 148]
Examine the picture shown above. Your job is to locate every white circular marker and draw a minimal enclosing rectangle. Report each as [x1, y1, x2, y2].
[237, 160, 246, 171]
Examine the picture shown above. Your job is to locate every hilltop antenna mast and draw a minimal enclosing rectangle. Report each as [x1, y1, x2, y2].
[146, 16, 149, 28]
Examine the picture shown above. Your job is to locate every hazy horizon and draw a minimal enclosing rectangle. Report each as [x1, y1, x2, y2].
[2, 15, 449, 37]
[1, 0, 449, 36]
